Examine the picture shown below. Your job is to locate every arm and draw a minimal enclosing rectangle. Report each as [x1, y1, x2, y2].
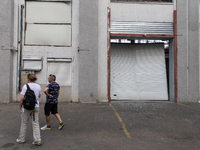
[57, 90, 60, 98]
[20, 95, 24, 109]
[39, 94, 41, 98]
[44, 87, 53, 98]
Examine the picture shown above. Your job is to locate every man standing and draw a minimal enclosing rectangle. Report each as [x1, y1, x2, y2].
[41, 74, 65, 130]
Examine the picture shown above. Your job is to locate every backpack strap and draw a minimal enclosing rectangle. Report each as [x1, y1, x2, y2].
[33, 110, 35, 121]
[30, 110, 35, 121]
[26, 84, 31, 90]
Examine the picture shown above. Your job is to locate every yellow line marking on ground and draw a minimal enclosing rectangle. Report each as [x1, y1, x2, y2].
[178, 103, 200, 112]
[109, 104, 131, 138]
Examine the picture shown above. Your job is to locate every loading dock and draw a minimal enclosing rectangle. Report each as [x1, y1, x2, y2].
[107, 9, 177, 102]
[110, 43, 168, 101]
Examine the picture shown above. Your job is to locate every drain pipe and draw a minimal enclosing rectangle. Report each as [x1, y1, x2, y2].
[17, 5, 23, 92]
[186, 0, 189, 96]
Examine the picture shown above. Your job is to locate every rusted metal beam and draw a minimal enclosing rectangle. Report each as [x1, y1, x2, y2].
[107, 7, 111, 102]
[174, 10, 178, 103]
[111, 34, 174, 38]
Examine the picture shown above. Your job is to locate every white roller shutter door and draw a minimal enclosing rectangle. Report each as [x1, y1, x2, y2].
[111, 44, 168, 101]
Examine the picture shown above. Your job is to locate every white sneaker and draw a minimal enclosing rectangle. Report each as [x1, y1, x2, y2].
[32, 141, 41, 146]
[40, 125, 51, 130]
[58, 123, 65, 130]
[16, 139, 25, 144]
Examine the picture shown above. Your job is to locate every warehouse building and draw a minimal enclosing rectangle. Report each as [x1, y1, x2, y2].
[0, 0, 199, 103]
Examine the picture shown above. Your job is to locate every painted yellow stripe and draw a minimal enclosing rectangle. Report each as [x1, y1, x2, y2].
[178, 103, 200, 112]
[109, 103, 131, 138]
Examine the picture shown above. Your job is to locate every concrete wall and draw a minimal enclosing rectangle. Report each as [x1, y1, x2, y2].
[0, 0, 14, 103]
[177, 0, 199, 102]
[6, 0, 200, 103]
[98, 0, 111, 102]
[79, 0, 98, 103]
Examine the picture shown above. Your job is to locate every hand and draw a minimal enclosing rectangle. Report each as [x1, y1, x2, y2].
[49, 94, 53, 98]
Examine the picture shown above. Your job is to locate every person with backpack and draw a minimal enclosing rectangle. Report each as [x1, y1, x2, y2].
[16, 74, 42, 146]
[41, 74, 65, 130]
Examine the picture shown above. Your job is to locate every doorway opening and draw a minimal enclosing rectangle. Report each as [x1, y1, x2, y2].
[109, 38, 174, 101]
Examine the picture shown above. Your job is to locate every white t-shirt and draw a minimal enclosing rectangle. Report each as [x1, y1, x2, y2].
[21, 83, 41, 108]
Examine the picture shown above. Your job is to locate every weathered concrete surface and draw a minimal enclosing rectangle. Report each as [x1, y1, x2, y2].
[0, 102, 200, 150]
[177, 0, 199, 102]
[0, 0, 14, 103]
[79, 0, 98, 103]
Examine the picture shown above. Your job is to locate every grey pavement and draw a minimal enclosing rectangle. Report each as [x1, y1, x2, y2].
[0, 102, 200, 150]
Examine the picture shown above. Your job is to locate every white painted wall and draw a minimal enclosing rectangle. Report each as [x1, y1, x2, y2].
[13, 0, 79, 102]
[111, 2, 174, 22]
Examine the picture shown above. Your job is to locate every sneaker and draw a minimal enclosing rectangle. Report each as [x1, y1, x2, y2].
[58, 123, 65, 130]
[32, 141, 41, 146]
[16, 139, 25, 144]
[40, 125, 51, 130]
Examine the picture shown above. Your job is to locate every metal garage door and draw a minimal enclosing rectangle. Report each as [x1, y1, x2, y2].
[111, 43, 168, 101]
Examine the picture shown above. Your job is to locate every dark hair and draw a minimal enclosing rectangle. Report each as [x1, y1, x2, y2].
[27, 74, 37, 82]
[49, 74, 56, 81]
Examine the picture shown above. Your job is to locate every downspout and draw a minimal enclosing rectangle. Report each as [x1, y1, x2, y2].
[107, 7, 111, 102]
[174, 10, 177, 102]
[186, 0, 189, 96]
[17, 5, 23, 92]
[198, 0, 200, 103]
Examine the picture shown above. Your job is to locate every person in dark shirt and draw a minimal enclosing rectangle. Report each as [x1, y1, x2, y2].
[41, 74, 64, 130]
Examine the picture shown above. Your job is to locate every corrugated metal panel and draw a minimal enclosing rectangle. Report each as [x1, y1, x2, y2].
[111, 0, 172, 2]
[32, 0, 71, 1]
[111, 43, 168, 100]
[111, 21, 173, 35]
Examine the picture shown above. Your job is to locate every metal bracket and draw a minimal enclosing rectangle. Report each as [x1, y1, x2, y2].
[78, 47, 89, 52]
[1, 46, 18, 52]
[175, 34, 183, 36]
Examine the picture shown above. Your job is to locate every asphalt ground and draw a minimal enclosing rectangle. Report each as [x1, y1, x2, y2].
[0, 101, 200, 150]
